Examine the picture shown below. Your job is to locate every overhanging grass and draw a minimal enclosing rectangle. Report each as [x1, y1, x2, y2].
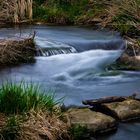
[0, 81, 62, 114]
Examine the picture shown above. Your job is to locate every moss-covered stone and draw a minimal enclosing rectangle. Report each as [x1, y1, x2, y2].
[103, 99, 140, 121]
[115, 40, 140, 70]
[65, 108, 117, 135]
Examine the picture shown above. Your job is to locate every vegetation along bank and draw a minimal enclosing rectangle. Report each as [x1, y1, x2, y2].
[0, 81, 140, 140]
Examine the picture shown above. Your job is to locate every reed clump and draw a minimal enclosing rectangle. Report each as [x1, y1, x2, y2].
[0, 0, 32, 23]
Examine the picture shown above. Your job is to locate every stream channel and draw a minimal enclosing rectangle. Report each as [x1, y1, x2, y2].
[0, 25, 140, 140]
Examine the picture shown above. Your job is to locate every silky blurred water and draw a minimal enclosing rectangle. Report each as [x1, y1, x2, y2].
[0, 25, 140, 140]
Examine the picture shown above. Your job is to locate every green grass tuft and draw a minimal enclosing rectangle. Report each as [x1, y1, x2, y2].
[0, 81, 62, 114]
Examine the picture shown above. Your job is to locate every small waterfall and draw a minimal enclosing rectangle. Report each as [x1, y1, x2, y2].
[35, 36, 126, 57]
[35, 37, 78, 56]
[36, 47, 77, 56]
[50, 49, 123, 80]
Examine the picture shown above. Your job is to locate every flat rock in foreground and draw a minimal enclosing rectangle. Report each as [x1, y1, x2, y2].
[103, 99, 140, 121]
[66, 108, 117, 134]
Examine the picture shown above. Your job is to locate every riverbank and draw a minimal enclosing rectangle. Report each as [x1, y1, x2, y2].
[1, 0, 139, 38]
[0, 81, 140, 140]
[33, 0, 140, 35]
[0, 81, 69, 140]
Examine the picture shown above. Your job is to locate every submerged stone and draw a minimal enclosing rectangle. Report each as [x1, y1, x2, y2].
[65, 108, 117, 134]
[103, 99, 140, 121]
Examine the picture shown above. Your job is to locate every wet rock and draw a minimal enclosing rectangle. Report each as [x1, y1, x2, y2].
[103, 99, 140, 121]
[116, 53, 140, 70]
[115, 42, 140, 70]
[65, 108, 117, 134]
[82, 95, 132, 106]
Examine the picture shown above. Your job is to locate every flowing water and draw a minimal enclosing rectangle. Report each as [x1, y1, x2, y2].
[0, 25, 140, 140]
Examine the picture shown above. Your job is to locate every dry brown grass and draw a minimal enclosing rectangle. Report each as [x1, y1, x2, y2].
[104, 0, 140, 23]
[0, 0, 32, 23]
[0, 37, 35, 65]
[0, 110, 70, 140]
[89, 0, 140, 27]
[18, 110, 70, 140]
[76, 0, 140, 35]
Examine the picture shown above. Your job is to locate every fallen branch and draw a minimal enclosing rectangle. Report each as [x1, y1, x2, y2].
[82, 93, 138, 106]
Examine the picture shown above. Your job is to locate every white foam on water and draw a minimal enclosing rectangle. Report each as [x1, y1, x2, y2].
[37, 49, 123, 81]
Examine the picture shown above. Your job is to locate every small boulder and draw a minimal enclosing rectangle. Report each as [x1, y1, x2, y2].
[65, 108, 117, 134]
[103, 99, 140, 121]
[116, 53, 140, 70]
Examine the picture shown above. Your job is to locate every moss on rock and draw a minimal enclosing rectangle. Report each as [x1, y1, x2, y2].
[103, 99, 140, 121]
[65, 108, 117, 135]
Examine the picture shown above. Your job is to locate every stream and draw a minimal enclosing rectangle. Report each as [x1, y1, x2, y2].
[0, 25, 140, 140]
